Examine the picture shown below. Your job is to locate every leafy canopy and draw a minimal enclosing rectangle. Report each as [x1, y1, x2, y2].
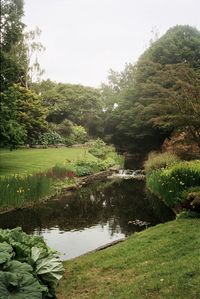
[101, 25, 200, 151]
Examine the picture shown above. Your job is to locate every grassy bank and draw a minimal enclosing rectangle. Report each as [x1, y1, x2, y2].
[0, 147, 94, 176]
[0, 145, 123, 210]
[0, 147, 92, 210]
[57, 219, 200, 299]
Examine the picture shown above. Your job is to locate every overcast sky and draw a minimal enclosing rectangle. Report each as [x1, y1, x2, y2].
[23, 0, 200, 87]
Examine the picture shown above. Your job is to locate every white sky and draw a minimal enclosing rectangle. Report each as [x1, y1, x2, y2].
[23, 0, 200, 87]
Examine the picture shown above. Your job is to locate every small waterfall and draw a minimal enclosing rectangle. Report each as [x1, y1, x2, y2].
[119, 169, 124, 175]
[109, 169, 145, 180]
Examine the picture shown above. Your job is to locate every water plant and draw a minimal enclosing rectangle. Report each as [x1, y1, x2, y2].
[147, 160, 200, 208]
[0, 173, 52, 209]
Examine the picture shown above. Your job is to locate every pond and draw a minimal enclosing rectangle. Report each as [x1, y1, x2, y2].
[0, 179, 175, 260]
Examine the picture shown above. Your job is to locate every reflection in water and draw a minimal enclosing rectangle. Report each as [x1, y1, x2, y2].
[0, 180, 175, 260]
[34, 224, 125, 260]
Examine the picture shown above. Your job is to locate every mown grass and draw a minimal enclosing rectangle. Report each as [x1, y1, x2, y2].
[0, 147, 95, 177]
[57, 219, 200, 299]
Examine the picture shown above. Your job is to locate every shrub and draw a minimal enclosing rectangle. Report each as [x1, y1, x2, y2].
[89, 138, 113, 159]
[107, 152, 125, 168]
[37, 131, 64, 146]
[144, 152, 180, 174]
[70, 157, 116, 177]
[147, 160, 200, 208]
[71, 125, 88, 144]
[31, 131, 64, 147]
[53, 123, 88, 146]
[0, 227, 64, 298]
[71, 159, 99, 176]
[97, 157, 116, 171]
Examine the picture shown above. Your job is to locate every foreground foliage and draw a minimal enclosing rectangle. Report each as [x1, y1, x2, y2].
[0, 227, 64, 299]
[57, 219, 200, 299]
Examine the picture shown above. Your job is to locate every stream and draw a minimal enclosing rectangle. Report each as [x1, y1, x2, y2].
[0, 179, 175, 260]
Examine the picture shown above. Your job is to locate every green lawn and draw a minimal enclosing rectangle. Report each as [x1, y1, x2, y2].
[0, 147, 95, 176]
[57, 219, 200, 299]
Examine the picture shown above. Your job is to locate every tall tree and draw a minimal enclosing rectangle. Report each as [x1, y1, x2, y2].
[146, 63, 200, 146]
[138, 25, 200, 69]
[23, 27, 45, 88]
[0, 85, 27, 148]
[102, 25, 200, 151]
[0, 0, 26, 91]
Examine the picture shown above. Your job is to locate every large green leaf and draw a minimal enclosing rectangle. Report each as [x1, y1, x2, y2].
[0, 242, 13, 265]
[36, 256, 64, 281]
[31, 247, 64, 284]
[0, 272, 42, 299]
[5, 260, 33, 275]
[0, 228, 47, 262]
[31, 246, 47, 262]
[0, 228, 64, 298]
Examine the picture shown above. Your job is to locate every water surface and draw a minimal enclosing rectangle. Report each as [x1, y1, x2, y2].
[0, 180, 175, 260]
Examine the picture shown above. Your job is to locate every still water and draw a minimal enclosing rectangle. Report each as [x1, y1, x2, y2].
[0, 180, 175, 260]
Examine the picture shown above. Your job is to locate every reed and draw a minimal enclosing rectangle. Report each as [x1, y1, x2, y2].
[0, 173, 52, 208]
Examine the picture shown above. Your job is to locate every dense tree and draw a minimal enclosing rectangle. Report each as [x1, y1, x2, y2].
[32, 80, 104, 137]
[147, 63, 200, 146]
[140, 25, 200, 68]
[0, 86, 27, 148]
[15, 85, 47, 143]
[0, 85, 47, 147]
[102, 25, 200, 151]
[0, 0, 47, 148]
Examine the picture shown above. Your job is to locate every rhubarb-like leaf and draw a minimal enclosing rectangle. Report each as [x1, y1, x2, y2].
[0, 242, 13, 265]
[0, 272, 43, 299]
